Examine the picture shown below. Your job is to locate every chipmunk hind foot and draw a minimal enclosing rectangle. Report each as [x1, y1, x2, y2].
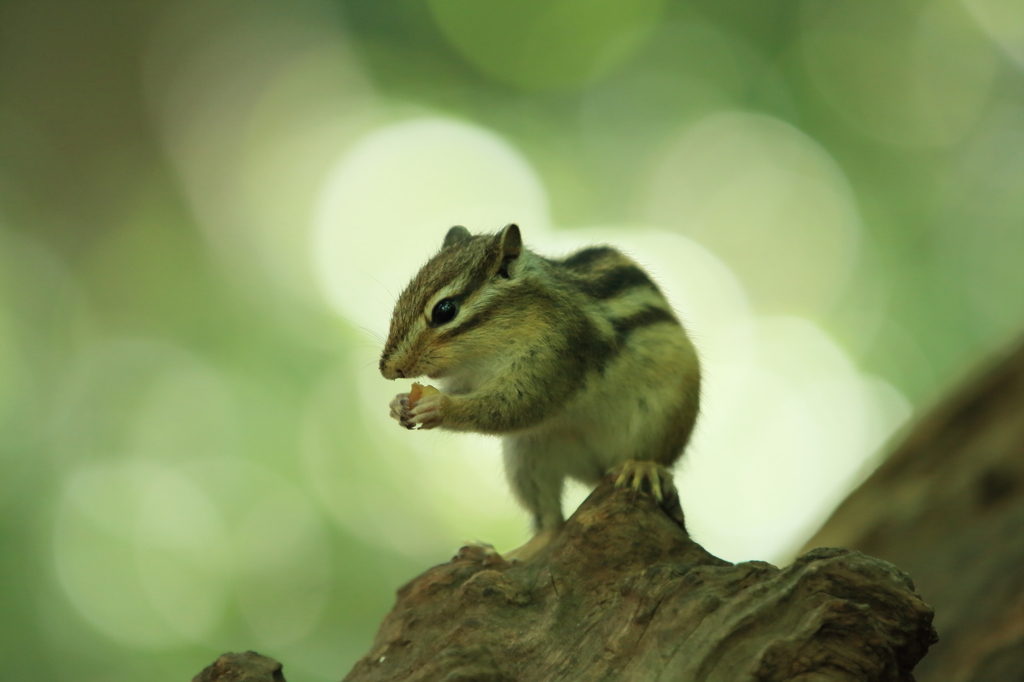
[608, 460, 686, 528]
[609, 460, 676, 500]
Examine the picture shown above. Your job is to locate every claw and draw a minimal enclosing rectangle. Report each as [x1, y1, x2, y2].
[609, 460, 674, 503]
[650, 472, 664, 501]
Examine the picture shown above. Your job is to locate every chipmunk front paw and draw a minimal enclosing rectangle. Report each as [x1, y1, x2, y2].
[389, 392, 413, 429]
[389, 383, 445, 430]
[407, 392, 445, 430]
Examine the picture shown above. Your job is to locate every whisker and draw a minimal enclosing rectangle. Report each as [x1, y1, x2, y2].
[356, 268, 398, 305]
[347, 322, 386, 345]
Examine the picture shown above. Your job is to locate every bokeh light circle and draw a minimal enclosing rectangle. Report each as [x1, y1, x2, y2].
[50, 338, 240, 469]
[801, 0, 999, 147]
[677, 316, 911, 561]
[53, 461, 232, 648]
[428, 0, 665, 91]
[960, 0, 1024, 68]
[645, 111, 862, 316]
[233, 486, 332, 648]
[145, 2, 379, 311]
[313, 117, 550, 336]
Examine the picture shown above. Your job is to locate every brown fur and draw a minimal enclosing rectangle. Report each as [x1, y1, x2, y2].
[382, 224, 702, 552]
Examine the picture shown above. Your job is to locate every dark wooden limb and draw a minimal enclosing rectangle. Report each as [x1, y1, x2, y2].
[192, 651, 285, 682]
[804, 340, 1024, 682]
[342, 481, 936, 681]
[191, 476, 936, 681]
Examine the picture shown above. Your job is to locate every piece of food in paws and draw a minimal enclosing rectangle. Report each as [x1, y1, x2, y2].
[409, 382, 440, 405]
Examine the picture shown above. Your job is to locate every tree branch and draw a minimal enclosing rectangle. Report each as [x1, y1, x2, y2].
[804, 339, 1024, 682]
[192, 477, 938, 681]
[340, 480, 935, 681]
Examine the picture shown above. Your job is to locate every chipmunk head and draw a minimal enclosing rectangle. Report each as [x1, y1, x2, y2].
[380, 223, 523, 380]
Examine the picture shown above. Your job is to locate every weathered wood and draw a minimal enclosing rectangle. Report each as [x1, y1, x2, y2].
[804, 340, 1024, 682]
[192, 651, 285, 682]
[342, 481, 936, 681]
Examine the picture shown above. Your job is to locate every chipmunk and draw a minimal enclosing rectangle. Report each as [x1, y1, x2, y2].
[380, 224, 701, 560]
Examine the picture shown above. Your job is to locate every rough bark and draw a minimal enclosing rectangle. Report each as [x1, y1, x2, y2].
[191, 477, 937, 681]
[341, 481, 936, 681]
[192, 651, 285, 682]
[803, 340, 1024, 682]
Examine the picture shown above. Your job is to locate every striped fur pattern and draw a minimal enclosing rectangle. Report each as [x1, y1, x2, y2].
[381, 224, 700, 536]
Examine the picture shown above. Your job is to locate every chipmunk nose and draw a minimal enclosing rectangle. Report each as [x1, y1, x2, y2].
[380, 358, 407, 380]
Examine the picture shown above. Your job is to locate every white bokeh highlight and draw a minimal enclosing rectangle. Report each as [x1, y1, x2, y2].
[961, 0, 1024, 68]
[645, 111, 862, 317]
[234, 485, 332, 648]
[49, 336, 335, 649]
[313, 117, 551, 335]
[53, 461, 232, 648]
[144, 0, 381, 309]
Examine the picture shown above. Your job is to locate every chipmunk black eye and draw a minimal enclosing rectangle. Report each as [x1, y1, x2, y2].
[432, 298, 458, 325]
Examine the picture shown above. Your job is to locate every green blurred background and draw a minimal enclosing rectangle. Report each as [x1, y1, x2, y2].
[0, 0, 1022, 680]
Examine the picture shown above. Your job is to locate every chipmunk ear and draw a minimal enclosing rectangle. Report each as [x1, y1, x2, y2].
[499, 223, 521, 258]
[443, 225, 471, 248]
[497, 223, 521, 278]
